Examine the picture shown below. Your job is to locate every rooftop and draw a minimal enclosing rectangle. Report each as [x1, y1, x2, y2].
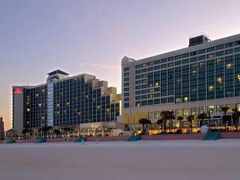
[48, 70, 69, 76]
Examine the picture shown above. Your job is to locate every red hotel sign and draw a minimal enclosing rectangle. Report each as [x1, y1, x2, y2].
[15, 87, 23, 94]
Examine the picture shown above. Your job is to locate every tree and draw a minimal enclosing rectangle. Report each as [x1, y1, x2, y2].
[221, 106, 229, 115]
[197, 113, 207, 127]
[232, 107, 240, 131]
[156, 119, 164, 132]
[22, 128, 33, 138]
[168, 110, 175, 131]
[139, 118, 151, 134]
[39, 126, 52, 138]
[53, 129, 61, 136]
[187, 115, 194, 133]
[177, 116, 184, 130]
[160, 111, 169, 133]
[207, 111, 212, 126]
[221, 106, 230, 128]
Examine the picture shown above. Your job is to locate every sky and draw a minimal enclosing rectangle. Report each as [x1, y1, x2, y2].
[1, 0, 240, 130]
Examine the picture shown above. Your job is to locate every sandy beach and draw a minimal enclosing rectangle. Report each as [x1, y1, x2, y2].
[0, 140, 239, 180]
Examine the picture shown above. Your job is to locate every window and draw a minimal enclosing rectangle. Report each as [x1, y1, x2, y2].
[124, 67, 129, 71]
[198, 55, 206, 60]
[161, 58, 167, 63]
[225, 49, 234, 54]
[216, 51, 224, 56]
[168, 57, 174, 61]
[154, 60, 161, 64]
[182, 53, 189, 58]
[198, 49, 206, 54]
[175, 55, 182, 60]
[207, 47, 215, 52]
[182, 59, 189, 64]
[190, 51, 197, 56]
[225, 42, 233, 48]
[235, 40, 240, 46]
[216, 44, 224, 50]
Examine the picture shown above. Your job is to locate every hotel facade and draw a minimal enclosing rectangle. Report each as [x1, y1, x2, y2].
[122, 33, 240, 127]
[13, 70, 121, 135]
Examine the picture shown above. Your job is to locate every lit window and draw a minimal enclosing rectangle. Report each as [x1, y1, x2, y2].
[184, 97, 188, 102]
[27, 108, 31, 112]
[226, 63, 233, 69]
[217, 77, 222, 84]
[237, 74, 240, 81]
[176, 98, 182, 103]
[208, 85, 214, 92]
[38, 103, 42, 107]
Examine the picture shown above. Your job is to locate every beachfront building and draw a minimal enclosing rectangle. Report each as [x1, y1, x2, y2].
[13, 70, 121, 135]
[0, 116, 4, 139]
[122, 33, 240, 129]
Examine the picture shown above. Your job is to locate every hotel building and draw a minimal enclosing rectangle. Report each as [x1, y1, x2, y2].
[0, 116, 4, 139]
[13, 70, 121, 135]
[122, 33, 240, 127]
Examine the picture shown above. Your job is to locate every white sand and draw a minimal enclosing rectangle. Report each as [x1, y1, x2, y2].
[0, 140, 240, 180]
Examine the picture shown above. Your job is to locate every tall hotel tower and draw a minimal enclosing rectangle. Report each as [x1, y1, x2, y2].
[122, 33, 240, 127]
[13, 70, 121, 135]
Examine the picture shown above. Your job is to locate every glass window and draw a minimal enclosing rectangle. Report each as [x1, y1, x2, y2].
[198, 55, 206, 60]
[161, 58, 167, 63]
[168, 57, 174, 61]
[124, 67, 129, 71]
[216, 44, 224, 50]
[235, 40, 240, 46]
[182, 53, 189, 58]
[154, 60, 161, 64]
[198, 49, 206, 54]
[207, 47, 215, 52]
[190, 51, 197, 56]
[225, 42, 233, 48]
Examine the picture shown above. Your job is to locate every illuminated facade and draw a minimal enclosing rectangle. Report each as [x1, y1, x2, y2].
[12, 70, 121, 135]
[122, 33, 240, 127]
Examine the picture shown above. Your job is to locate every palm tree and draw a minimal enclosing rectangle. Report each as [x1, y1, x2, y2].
[53, 129, 61, 136]
[159, 110, 175, 133]
[221, 106, 229, 115]
[221, 106, 230, 128]
[139, 118, 151, 134]
[177, 116, 184, 130]
[168, 110, 175, 132]
[232, 107, 240, 131]
[22, 128, 33, 139]
[156, 119, 164, 132]
[197, 112, 207, 127]
[207, 111, 211, 126]
[160, 111, 169, 133]
[187, 115, 194, 133]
